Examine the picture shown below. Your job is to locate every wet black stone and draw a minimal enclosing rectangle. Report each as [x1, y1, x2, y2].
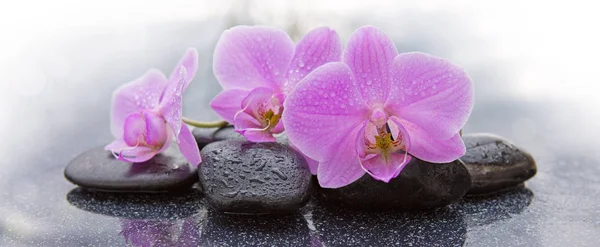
[317, 158, 471, 210]
[64, 146, 198, 193]
[193, 126, 245, 149]
[199, 140, 312, 214]
[461, 133, 537, 195]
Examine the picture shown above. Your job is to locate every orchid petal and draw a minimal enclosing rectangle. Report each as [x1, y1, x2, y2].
[283, 62, 369, 162]
[241, 128, 276, 142]
[343, 25, 398, 105]
[360, 154, 412, 183]
[159, 66, 187, 139]
[213, 26, 294, 90]
[177, 124, 202, 166]
[306, 157, 319, 175]
[168, 48, 198, 91]
[317, 124, 366, 188]
[144, 111, 168, 147]
[210, 89, 250, 123]
[105, 140, 159, 163]
[386, 52, 474, 140]
[285, 27, 342, 91]
[400, 119, 465, 163]
[354, 118, 412, 182]
[123, 112, 147, 147]
[110, 69, 167, 138]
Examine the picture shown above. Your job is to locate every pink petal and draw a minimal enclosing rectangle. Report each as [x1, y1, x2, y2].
[241, 128, 276, 142]
[282, 62, 369, 162]
[213, 26, 294, 91]
[400, 119, 465, 163]
[306, 156, 319, 174]
[316, 125, 366, 188]
[110, 69, 167, 138]
[355, 118, 412, 183]
[143, 111, 168, 147]
[105, 140, 160, 163]
[288, 141, 319, 174]
[123, 112, 147, 146]
[343, 26, 398, 106]
[285, 27, 342, 91]
[360, 154, 412, 183]
[168, 48, 198, 91]
[210, 89, 251, 123]
[386, 52, 474, 140]
[177, 124, 202, 166]
[159, 66, 187, 139]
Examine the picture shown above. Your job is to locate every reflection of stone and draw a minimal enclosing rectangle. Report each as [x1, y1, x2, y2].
[310, 201, 466, 246]
[121, 217, 199, 247]
[199, 140, 312, 214]
[461, 133, 537, 195]
[64, 146, 198, 192]
[66, 188, 203, 219]
[200, 211, 311, 246]
[317, 158, 471, 210]
[455, 186, 534, 226]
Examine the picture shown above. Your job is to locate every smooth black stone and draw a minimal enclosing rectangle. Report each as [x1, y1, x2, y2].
[199, 140, 312, 214]
[317, 158, 471, 210]
[460, 133, 537, 195]
[64, 146, 198, 193]
[193, 126, 245, 149]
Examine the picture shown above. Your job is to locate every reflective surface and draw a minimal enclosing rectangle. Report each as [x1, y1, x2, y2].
[1, 1, 599, 246]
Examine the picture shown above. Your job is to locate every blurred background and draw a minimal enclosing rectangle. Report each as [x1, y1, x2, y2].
[0, 0, 599, 245]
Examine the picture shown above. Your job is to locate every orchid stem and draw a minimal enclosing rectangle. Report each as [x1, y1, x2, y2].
[182, 117, 229, 128]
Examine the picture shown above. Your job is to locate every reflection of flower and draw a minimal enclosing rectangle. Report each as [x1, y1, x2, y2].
[210, 26, 341, 143]
[284, 26, 474, 188]
[120, 217, 198, 247]
[105, 49, 201, 165]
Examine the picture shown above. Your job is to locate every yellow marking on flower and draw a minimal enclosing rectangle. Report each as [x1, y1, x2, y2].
[263, 109, 282, 131]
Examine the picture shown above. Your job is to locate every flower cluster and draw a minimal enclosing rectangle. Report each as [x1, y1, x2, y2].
[106, 25, 473, 189]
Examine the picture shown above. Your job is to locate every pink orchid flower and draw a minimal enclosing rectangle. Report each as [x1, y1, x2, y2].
[105, 49, 201, 165]
[283, 26, 474, 188]
[210, 26, 342, 143]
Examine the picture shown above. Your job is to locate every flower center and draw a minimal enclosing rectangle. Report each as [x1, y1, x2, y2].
[123, 110, 168, 149]
[254, 95, 283, 131]
[365, 122, 406, 159]
[361, 111, 408, 162]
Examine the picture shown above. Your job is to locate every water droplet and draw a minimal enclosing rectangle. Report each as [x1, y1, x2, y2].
[366, 80, 372, 85]
[299, 61, 305, 68]
[271, 168, 288, 180]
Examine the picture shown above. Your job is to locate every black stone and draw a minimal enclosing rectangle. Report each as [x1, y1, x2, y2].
[199, 140, 312, 214]
[64, 146, 198, 193]
[193, 126, 244, 149]
[460, 133, 537, 195]
[317, 158, 471, 210]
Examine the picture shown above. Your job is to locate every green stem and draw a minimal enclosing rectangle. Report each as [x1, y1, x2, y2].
[182, 117, 229, 128]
